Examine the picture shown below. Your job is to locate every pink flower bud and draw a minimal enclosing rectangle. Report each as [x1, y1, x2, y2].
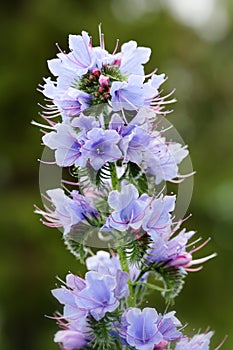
[99, 74, 109, 87]
[98, 87, 105, 93]
[92, 68, 100, 77]
[154, 340, 168, 350]
[114, 57, 122, 66]
[168, 252, 192, 267]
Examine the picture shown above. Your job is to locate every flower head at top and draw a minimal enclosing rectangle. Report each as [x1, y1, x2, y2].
[39, 28, 172, 121]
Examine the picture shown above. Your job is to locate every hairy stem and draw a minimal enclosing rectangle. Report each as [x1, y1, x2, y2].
[110, 162, 119, 191]
[117, 243, 135, 307]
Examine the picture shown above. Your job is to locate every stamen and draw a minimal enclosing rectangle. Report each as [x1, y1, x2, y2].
[61, 179, 81, 186]
[215, 335, 228, 350]
[98, 23, 102, 47]
[187, 253, 217, 267]
[184, 266, 203, 272]
[144, 68, 158, 79]
[56, 43, 86, 68]
[39, 114, 57, 127]
[189, 238, 211, 254]
[37, 159, 57, 165]
[31, 120, 55, 129]
[112, 39, 119, 55]
[101, 33, 105, 50]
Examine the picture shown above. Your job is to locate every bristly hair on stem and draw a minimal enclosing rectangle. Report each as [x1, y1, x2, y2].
[88, 312, 121, 350]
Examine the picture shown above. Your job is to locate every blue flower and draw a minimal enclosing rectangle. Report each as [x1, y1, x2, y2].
[120, 307, 182, 350]
[110, 75, 146, 111]
[86, 251, 130, 300]
[174, 331, 214, 350]
[42, 118, 123, 170]
[40, 30, 170, 119]
[82, 128, 122, 170]
[86, 250, 144, 286]
[146, 229, 217, 272]
[104, 183, 148, 232]
[42, 123, 87, 167]
[51, 274, 91, 350]
[86, 250, 121, 276]
[35, 188, 98, 234]
[157, 311, 182, 341]
[110, 73, 167, 112]
[109, 112, 151, 164]
[108, 111, 189, 183]
[54, 326, 90, 350]
[115, 40, 151, 76]
[43, 78, 91, 120]
[76, 271, 119, 321]
[146, 229, 193, 267]
[52, 273, 87, 321]
[142, 195, 176, 241]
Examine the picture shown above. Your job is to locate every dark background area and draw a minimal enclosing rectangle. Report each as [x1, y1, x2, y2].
[0, 0, 233, 349]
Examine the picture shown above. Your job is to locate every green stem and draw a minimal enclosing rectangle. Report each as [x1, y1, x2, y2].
[110, 162, 119, 191]
[117, 243, 135, 307]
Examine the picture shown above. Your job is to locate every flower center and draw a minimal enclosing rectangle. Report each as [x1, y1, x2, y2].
[77, 64, 126, 105]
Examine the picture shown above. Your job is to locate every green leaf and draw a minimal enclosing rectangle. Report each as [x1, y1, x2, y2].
[125, 162, 148, 195]
[134, 281, 171, 292]
[153, 265, 186, 303]
[96, 163, 112, 189]
[88, 313, 120, 350]
[63, 233, 87, 264]
[121, 233, 152, 267]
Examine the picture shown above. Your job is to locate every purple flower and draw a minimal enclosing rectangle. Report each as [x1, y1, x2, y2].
[120, 307, 182, 350]
[174, 331, 214, 350]
[82, 128, 122, 170]
[86, 251, 130, 299]
[115, 40, 151, 76]
[99, 74, 110, 87]
[86, 250, 121, 275]
[76, 271, 119, 321]
[142, 195, 176, 241]
[35, 188, 98, 234]
[104, 183, 148, 232]
[51, 274, 91, 349]
[42, 118, 123, 171]
[43, 78, 91, 120]
[42, 123, 86, 167]
[157, 311, 182, 341]
[40, 29, 172, 119]
[110, 73, 167, 111]
[110, 75, 146, 111]
[146, 229, 193, 266]
[109, 112, 151, 164]
[122, 126, 151, 164]
[146, 229, 217, 272]
[52, 274, 86, 321]
[71, 113, 100, 132]
[54, 327, 88, 350]
[108, 112, 188, 182]
[86, 250, 144, 285]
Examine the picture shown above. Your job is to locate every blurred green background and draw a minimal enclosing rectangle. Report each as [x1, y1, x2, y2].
[1, 0, 233, 349]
